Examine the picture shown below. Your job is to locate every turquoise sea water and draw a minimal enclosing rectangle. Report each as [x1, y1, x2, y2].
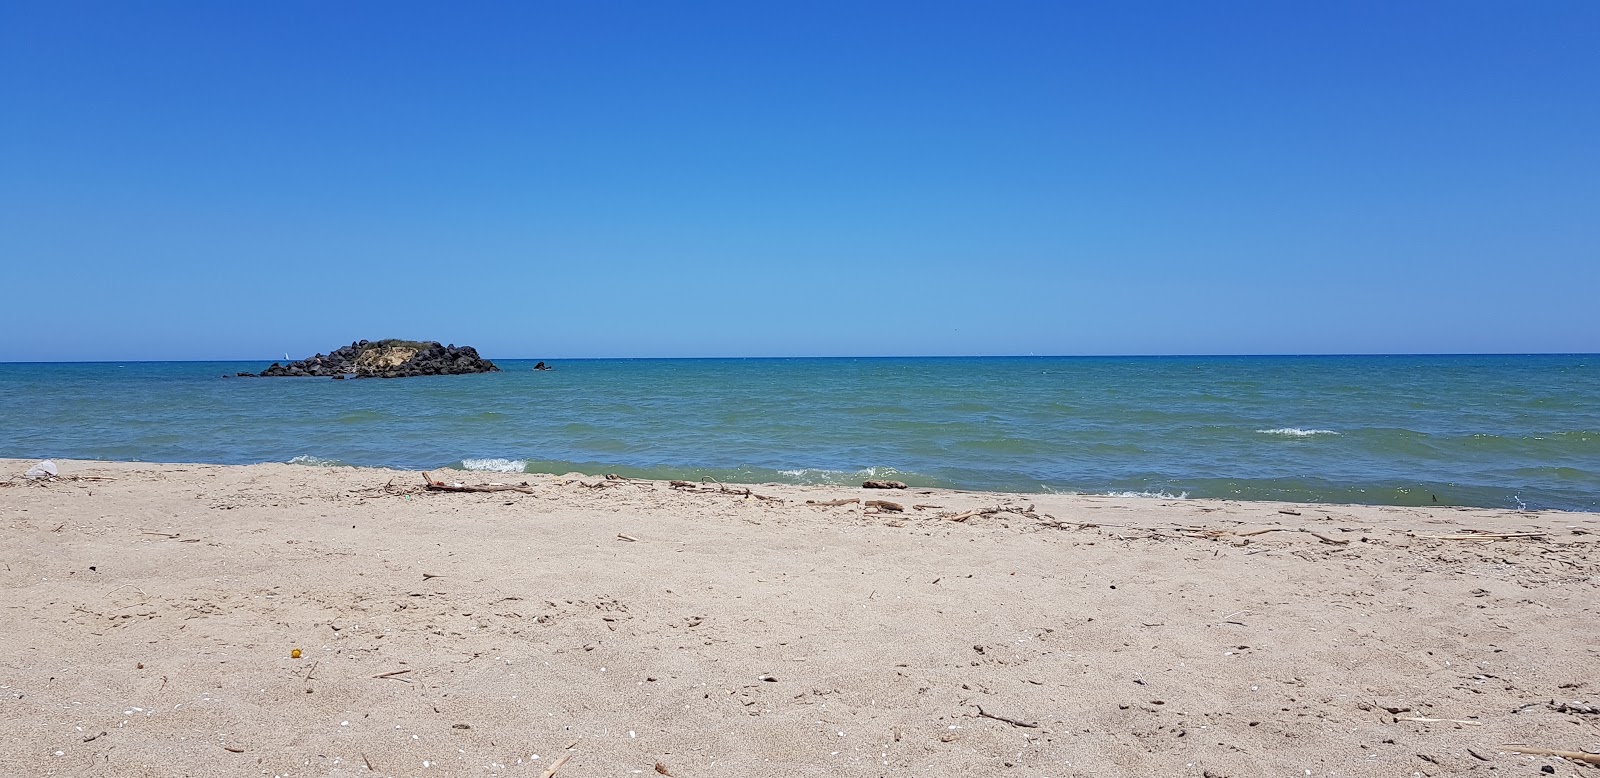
[1, 355, 1596, 511]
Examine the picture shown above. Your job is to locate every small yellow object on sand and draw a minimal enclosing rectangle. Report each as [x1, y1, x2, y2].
[291, 648, 302, 659]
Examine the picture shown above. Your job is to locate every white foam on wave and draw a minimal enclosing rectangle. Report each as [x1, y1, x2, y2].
[460, 458, 528, 473]
[1256, 427, 1339, 437]
[287, 455, 342, 467]
[1096, 489, 1190, 499]
[779, 466, 915, 483]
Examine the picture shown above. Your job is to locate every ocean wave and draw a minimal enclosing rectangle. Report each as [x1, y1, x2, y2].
[1095, 490, 1190, 499]
[775, 466, 925, 485]
[460, 458, 529, 473]
[287, 455, 344, 467]
[1256, 427, 1340, 437]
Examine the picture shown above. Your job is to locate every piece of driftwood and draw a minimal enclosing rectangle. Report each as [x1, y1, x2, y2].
[669, 479, 782, 502]
[806, 498, 860, 507]
[945, 507, 1002, 522]
[617, 534, 639, 542]
[1502, 746, 1600, 765]
[865, 500, 904, 513]
[421, 472, 534, 494]
[863, 480, 907, 489]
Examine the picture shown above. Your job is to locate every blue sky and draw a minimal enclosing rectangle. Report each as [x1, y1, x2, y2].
[1, 1, 1596, 360]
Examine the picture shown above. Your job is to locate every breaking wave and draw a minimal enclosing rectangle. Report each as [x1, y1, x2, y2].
[287, 455, 345, 467]
[1256, 428, 1340, 437]
[459, 458, 529, 473]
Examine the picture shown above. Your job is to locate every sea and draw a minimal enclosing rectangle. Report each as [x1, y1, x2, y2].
[1, 355, 1596, 512]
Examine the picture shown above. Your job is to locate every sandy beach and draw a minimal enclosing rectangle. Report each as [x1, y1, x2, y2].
[3, 458, 1597, 777]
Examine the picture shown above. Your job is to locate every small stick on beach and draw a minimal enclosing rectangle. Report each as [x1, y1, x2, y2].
[1417, 532, 1548, 540]
[973, 704, 1039, 728]
[865, 500, 904, 513]
[806, 498, 860, 507]
[617, 533, 639, 542]
[1501, 746, 1600, 765]
[372, 669, 412, 680]
[1394, 716, 1482, 725]
[539, 753, 574, 778]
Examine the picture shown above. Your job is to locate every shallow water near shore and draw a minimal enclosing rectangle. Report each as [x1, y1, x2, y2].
[2, 355, 1596, 511]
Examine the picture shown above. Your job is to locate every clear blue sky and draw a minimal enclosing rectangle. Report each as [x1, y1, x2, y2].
[2, 1, 1596, 360]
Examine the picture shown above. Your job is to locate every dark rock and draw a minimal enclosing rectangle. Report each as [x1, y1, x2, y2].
[252, 339, 500, 379]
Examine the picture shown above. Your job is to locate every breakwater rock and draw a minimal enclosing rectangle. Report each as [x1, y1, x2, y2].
[240, 340, 500, 379]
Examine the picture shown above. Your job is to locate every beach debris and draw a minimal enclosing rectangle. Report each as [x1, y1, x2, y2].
[1416, 531, 1548, 541]
[290, 648, 302, 659]
[1502, 746, 1600, 765]
[1394, 715, 1481, 725]
[539, 753, 574, 778]
[655, 763, 674, 777]
[972, 704, 1039, 728]
[865, 500, 904, 513]
[617, 533, 639, 542]
[422, 472, 535, 494]
[863, 479, 907, 489]
[1278, 509, 1301, 515]
[24, 460, 59, 479]
[806, 498, 860, 507]
[362, 752, 375, 771]
[669, 478, 784, 502]
[222, 745, 245, 753]
[372, 669, 413, 682]
[940, 503, 1057, 524]
[1191, 526, 1349, 545]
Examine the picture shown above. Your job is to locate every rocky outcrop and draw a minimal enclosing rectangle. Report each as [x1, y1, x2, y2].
[239, 340, 500, 379]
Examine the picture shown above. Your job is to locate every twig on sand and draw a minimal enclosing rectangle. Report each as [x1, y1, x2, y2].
[540, 753, 574, 778]
[1416, 532, 1548, 541]
[1502, 746, 1600, 765]
[1395, 716, 1482, 725]
[362, 752, 375, 771]
[806, 498, 860, 507]
[105, 584, 149, 599]
[865, 500, 904, 513]
[372, 669, 412, 681]
[223, 745, 245, 753]
[973, 704, 1039, 728]
[616, 534, 639, 542]
[421, 472, 535, 494]
[1219, 527, 1349, 545]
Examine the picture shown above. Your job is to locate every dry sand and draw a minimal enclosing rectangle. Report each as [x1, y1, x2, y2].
[2, 458, 1598, 777]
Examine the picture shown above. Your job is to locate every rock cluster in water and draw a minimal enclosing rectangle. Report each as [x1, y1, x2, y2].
[238, 340, 500, 379]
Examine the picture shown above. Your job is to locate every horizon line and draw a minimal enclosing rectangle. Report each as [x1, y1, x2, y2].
[3, 351, 1597, 365]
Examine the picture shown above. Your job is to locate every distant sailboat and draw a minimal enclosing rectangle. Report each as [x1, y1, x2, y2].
[285, 352, 290, 360]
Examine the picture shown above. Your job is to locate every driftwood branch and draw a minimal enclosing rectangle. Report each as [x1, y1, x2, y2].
[421, 472, 535, 494]
[865, 500, 904, 513]
[806, 498, 860, 507]
[668, 479, 782, 502]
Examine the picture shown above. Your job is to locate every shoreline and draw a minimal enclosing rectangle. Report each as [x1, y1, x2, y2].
[3, 458, 1597, 775]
